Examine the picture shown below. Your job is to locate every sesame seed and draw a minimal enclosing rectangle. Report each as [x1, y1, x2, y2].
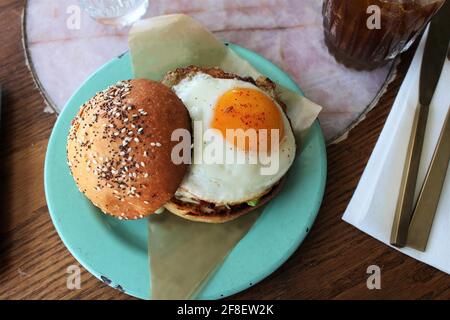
[134, 138, 140, 143]
[140, 162, 145, 167]
[144, 201, 149, 205]
[156, 143, 162, 147]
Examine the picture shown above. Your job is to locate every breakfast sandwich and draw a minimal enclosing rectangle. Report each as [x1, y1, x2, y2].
[162, 66, 297, 223]
[67, 68, 297, 223]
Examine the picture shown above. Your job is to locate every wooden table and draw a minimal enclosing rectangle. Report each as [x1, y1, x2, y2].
[0, 0, 449, 300]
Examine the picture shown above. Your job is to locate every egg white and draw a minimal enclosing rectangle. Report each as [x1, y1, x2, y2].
[173, 72, 296, 205]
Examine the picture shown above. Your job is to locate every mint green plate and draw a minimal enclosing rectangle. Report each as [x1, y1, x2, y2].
[44, 44, 327, 300]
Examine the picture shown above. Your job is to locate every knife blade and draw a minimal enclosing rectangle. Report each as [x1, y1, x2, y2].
[407, 106, 450, 251]
[390, 1, 450, 247]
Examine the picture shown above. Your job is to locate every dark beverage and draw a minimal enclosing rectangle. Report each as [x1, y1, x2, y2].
[323, 0, 445, 70]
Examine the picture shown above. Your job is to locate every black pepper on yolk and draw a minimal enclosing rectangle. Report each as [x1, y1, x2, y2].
[211, 88, 284, 152]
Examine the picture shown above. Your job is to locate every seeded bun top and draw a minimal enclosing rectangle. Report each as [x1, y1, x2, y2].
[67, 79, 190, 220]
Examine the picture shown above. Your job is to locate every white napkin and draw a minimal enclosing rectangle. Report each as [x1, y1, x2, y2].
[342, 28, 450, 274]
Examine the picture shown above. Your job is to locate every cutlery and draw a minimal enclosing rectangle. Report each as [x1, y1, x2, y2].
[390, 2, 450, 247]
[407, 106, 450, 251]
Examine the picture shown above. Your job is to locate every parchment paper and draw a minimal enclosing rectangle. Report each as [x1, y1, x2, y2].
[128, 14, 322, 300]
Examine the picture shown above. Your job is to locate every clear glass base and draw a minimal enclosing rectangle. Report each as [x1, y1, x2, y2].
[80, 0, 149, 27]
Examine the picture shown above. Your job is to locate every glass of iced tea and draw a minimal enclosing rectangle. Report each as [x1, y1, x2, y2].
[323, 0, 445, 70]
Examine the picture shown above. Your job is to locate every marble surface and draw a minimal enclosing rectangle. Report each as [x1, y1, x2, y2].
[25, 0, 393, 142]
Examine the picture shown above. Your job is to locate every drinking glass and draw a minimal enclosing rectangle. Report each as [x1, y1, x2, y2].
[79, 0, 149, 26]
[322, 0, 445, 70]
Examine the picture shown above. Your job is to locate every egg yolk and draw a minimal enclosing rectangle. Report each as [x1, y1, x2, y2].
[212, 88, 284, 152]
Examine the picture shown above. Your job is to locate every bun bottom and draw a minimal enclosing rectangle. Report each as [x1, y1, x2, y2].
[164, 180, 285, 223]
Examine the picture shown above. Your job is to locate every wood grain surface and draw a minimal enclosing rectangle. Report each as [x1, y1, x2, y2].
[0, 0, 449, 300]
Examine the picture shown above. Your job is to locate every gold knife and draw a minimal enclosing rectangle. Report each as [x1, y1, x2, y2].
[390, 1, 450, 247]
[407, 107, 450, 251]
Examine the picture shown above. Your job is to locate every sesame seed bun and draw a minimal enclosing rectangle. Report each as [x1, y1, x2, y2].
[67, 79, 190, 220]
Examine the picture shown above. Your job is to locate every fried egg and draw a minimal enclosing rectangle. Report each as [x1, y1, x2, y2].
[173, 72, 296, 205]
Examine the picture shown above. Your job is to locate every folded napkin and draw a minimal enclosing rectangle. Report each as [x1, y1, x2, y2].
[342, 28, 450, 274]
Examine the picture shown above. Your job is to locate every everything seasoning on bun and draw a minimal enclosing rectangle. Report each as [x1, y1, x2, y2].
[67, 79, 190, 220]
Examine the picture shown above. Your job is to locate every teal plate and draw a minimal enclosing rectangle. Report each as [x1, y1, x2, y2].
[44, 44, 327, 300]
